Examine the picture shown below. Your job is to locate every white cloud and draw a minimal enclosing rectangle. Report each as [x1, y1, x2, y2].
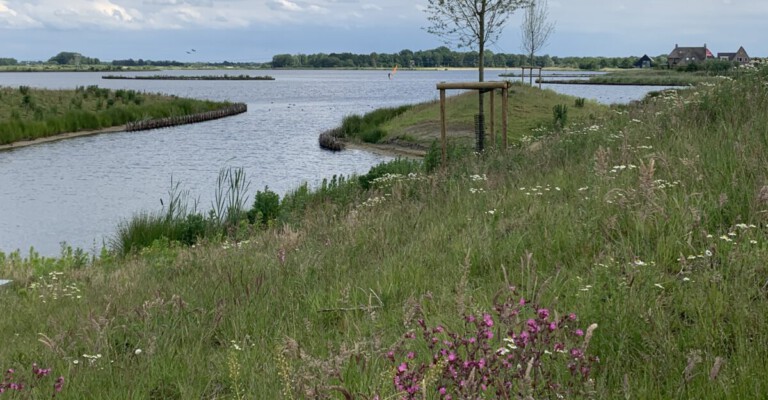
[0, 0, 417, 30]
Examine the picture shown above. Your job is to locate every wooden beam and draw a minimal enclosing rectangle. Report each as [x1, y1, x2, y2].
[440, 88, 447, 165]
[436, 81, 509, 90]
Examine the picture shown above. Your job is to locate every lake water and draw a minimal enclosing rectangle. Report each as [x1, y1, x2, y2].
[0, 69, 673, 256]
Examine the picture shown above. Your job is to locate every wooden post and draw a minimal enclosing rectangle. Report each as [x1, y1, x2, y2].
[489, 89, 495, 148]
[440, 88, 447, 165]
[521, 67, 525, 85]
[502, 84, 509, 149]
[538, 67, 543, 89]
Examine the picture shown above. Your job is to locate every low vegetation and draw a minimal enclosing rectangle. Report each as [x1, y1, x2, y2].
[0, 85, 233, 145]
[542, 68, 747, 86]
[319, 105, 413, 150]
[2, 68, 768, 398]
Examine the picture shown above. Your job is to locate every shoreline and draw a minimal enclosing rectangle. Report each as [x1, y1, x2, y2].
[344, 141, 425, 159]
[0, 125, 126, 152]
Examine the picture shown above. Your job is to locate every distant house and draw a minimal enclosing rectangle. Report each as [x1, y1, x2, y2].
[717, 46, 751, 64]
[634, 54, 653, 69]
[668, 44, 713, 68]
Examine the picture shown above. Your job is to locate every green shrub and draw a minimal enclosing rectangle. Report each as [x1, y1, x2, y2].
[248, 187, 281, 226]
[179, 214, 207, 245]
[359, 127, 386, 143]
[553, 104, 568, 130]
[575, 97, 586, 108]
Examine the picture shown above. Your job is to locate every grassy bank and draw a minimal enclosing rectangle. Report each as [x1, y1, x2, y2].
[3, 70, 768, 398]
[541, 70, 727, 86]
[0, 85, 232, 145]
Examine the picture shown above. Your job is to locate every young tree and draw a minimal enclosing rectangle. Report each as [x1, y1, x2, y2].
[425, 0, 531, 151]
[520, 0, 555, 67]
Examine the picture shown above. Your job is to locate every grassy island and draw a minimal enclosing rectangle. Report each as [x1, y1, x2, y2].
[0, 85, 235, 146]
[3, 69, 768, 398]
[101, 74, 275, 81]
[536, 69, 728, 86]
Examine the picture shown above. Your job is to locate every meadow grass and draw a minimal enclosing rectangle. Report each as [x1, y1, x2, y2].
[0, 85, 232, 145]
[2, 71, 768, 398]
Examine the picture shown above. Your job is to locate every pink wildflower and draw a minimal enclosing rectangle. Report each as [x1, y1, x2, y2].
[549, 322, 557, 331]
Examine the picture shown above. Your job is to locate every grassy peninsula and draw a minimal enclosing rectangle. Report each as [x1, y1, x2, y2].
[0, 85, 234, 146]
[321, 82, 604, 154]
[3, 69, 768, 398]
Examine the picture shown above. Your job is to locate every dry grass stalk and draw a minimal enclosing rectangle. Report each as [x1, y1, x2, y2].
[683, 350, 703, 383]
[456, 249, 472, 316]
[594, 146, 611, 178]
[709, 356, 724, 381]
[402, 296, 422, 328]
[758, 185, 768, 205]
[718, 193, 729, 208]
[583, 323, 598, 351]
[623, 373, 631, 400]
[638, 158, 656, 201]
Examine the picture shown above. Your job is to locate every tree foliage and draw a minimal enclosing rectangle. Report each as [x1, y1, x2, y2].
[424, 0, 532, 82]
[47, 52, 100, 65]
[521, 0, 555, 66]
[265, 48, 668, 70]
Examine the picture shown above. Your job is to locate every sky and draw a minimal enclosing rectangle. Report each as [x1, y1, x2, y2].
[0, 0, 766, 62]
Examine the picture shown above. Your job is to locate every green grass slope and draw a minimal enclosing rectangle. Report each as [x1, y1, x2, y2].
[382, 82, 604, 149]
[2, 70, 768, 398]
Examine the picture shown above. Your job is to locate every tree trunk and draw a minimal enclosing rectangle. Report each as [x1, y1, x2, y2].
[477, 3, 486, 152]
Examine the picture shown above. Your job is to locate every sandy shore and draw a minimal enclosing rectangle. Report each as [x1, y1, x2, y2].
[0, 125, 127, 152]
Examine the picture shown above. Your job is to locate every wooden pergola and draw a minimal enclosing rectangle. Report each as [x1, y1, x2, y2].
[437, 81, 510, 164]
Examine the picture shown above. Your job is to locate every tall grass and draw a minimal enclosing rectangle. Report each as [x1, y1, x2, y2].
[2, 69, 768, 398]
[337, 105, 412, 143]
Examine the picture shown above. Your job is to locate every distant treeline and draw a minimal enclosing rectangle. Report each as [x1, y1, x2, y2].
[0, 58, 17, 66]
[111, 59, 187, 67]
[270, 47, 669, 70]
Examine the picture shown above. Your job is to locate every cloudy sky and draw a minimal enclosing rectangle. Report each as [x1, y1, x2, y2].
[0, 0, 765, 62]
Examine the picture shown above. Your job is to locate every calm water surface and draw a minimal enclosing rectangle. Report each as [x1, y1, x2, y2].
[0, 69, 672, 255]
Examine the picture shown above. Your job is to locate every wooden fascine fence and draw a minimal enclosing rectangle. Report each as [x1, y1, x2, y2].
[126, 103, 247, 132]
[437, 81, 509, 164]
